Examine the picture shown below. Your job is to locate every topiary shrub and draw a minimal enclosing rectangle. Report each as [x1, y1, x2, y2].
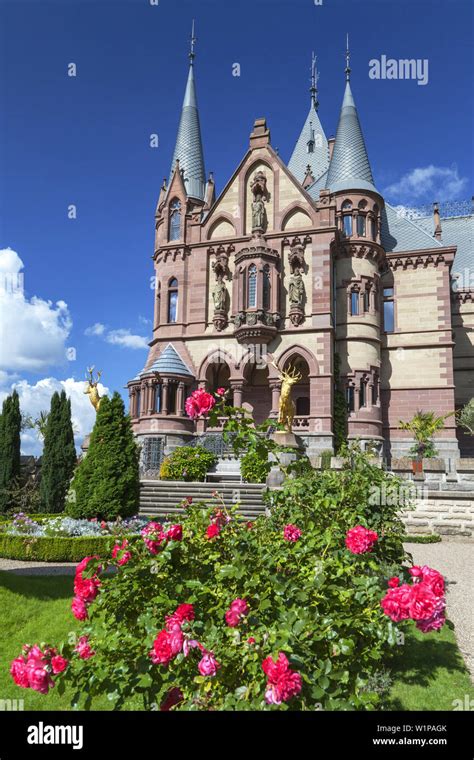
[240, 449, 270, 483]
[67, 393, 140, 520]
[0, 390, 21, 513]
[39, 391, 77, 514]
[159, 446, 216, 482]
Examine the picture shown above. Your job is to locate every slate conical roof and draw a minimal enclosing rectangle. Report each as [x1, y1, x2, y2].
[169, 62, 206, 200]
[140, 344, 194, 378]
[326, 81, 377, 194]
[288, 102, 330, 184]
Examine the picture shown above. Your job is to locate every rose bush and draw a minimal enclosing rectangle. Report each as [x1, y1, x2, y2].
[11, 403, 447, 711]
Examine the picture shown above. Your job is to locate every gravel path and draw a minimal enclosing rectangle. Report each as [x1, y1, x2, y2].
[0, 559, 77, 575]
[404, 540, 474, 679]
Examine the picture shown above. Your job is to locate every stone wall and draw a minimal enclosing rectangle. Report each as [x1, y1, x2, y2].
[401, 491, 474, 538]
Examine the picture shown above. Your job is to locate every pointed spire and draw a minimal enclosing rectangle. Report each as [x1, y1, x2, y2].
[345, 33, 351, 82]
[169, 22, 206, 200]
[287, 54, 329, 184]
[326, 42, 377, 195]
[310, 52, 319, 110]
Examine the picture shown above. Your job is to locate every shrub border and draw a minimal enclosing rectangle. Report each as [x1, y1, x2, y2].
[0, 534, 116, 562]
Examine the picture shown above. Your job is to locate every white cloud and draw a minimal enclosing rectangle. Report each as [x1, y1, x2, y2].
[0, 376, 110, 456]
[383, 165, 468, 203]
[85, 323, 148, 350]
[85, 322, 106, 337]
[0, 248, 72, 373]
[106, 329, 149, 350]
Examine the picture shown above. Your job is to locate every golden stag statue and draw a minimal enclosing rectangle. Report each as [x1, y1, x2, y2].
[84, 366, 103, 412]
[272, 362, 302, 431]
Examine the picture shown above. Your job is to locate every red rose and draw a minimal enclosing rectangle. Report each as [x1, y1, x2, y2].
[166, 524, 183, 541]
[283, 524, 302, 542]
[388, 577, 400, 588]
[51, 655, 68, 674]
[185, 389, 216, 420]
[408, 582, 438, 621]
[206, 524, 220, 540]
[345, 525, 378, 554]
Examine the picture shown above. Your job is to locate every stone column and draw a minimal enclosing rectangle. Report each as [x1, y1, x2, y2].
[162, 379, 170, 415]
[230, 382, 243, 408]
[146, 380, 155, 415]
[176, 382, 185, 417]
[269, 381, 281, 418]
[129, 388, 136, 418]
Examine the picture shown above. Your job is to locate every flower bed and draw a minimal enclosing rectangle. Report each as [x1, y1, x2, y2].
[0, 514, 151, 562]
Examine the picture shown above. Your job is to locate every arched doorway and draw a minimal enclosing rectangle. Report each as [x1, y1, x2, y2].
[242, 363, 272, 424]
[282, 355, 310, 429]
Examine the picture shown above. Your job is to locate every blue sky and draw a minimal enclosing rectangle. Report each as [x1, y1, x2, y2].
[0, 0, 472, 452]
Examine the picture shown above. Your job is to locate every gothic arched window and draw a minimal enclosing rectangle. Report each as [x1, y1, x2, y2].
[263, 264, 271, 310]
[168, 278, 178, 323]
[342, 201, 353, 237]
[169, 199, 181, 241]
[247, 265, 257, 308]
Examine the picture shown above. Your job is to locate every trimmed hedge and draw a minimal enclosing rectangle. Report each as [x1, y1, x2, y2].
[0, 534, 116, 562]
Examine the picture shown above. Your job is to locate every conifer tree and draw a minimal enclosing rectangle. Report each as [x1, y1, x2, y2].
[0, 390, 22, 512]
[67, 392, 139, 520]
[39, 391, 77, 513]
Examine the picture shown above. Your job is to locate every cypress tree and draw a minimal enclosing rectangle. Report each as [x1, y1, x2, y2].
[67, 392, 139, 520]
[0, 390, 22, 512]
[39, 391, 77, 513]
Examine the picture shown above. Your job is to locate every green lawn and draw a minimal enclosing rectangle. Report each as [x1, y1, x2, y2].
[0, 571, 472, 711]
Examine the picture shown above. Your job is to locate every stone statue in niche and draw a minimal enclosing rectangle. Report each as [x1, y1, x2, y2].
[250, 170, 269, 233]
[212, 279, 227, 312]
[211, 251, 230, 331]
[288, 269, 304, 308]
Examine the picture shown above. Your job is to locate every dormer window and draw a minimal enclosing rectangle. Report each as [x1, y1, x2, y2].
[169, 199, 181, 241]
[307, 124, 315, 153]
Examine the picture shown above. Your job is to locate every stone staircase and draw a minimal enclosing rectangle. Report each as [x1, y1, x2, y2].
[139, 480, 267, 521]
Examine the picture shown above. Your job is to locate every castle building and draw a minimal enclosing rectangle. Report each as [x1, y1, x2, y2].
[128, 35, 473, 470]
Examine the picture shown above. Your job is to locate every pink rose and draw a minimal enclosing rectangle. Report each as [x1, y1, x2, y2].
[150, 629, 174, 665]
[216, 387, 226, 396]
[71, 595, 88, 621]
[141, 522, 165, 554]
[206, 524, 220, 540]
[247, 637, 256, 645]
[416, 598, 446, 633]
[51, 655, 68, 674]
[262, 652, 302, 704]
[166, 524, 183, 542]
[388, 577, 400, 588]
[283, 524, 302, 543]
[225, 598, 249, 627]
[75, 636, 95, 660]
[185, 389, 216, 420]
[420, 566, 445, 598]
[10, 656, 29, 689]
[198, 652, 220, 677]
[409, 565, 423, 579]
[380, 584, 413, 622]
[408, 582, 438, 621]
[26, 660, 54, 694]
[74, 575, 100, 603]
[345, 525, 378, 554]
[75, 555, 100, 577]
[112, 539, 131, 566]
